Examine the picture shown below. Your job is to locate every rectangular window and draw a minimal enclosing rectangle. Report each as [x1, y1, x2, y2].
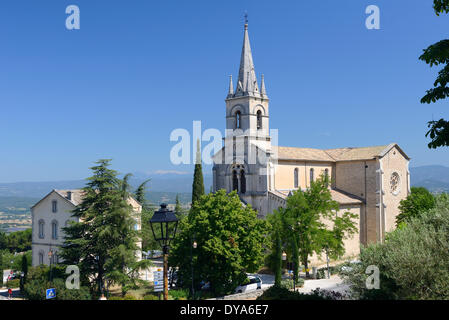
[52, 222, 58, 240]
[39, 222, 44, 239]
[52, 200, 57, 213]
[39, 253, 44, 265]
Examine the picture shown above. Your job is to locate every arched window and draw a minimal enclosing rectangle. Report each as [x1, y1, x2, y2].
[38, 251, 44, 265]
[240, 170, 246, 194]
[51, 220, 58, 240]
[232, 170, 239, 192]
[257, 110, 262, 130]
[235, 111, 241, 129]
[294, 168, 299, 188]
[52, 200, 58, 213]
[310, 168, 314, 183]
[38, 220, 45, 239]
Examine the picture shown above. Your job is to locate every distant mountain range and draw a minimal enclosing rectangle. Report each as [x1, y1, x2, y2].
[0, 172, 213, 206]
[410, 165, 449, 193]
[0, 166, 447, 207]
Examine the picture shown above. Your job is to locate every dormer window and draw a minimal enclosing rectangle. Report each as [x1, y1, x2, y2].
[235, 111, 241, 129]
[52, 200, 58, 213]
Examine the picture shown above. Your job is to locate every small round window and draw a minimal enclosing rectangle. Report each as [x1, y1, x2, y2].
[390, 172, 400, 195]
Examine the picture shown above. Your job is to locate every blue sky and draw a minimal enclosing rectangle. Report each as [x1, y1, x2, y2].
[1, 0, 449, 182]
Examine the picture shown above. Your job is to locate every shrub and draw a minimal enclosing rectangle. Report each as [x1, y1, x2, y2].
[6, 279, 20, 288]
[257, 285, 330, 300]
[343, 194, 449, 300]
[169, 288, 190, 300]
[123, 294, 137, 300]
[279, 278, 304, 289]
[143, 294, 160, 300]
[23, 265, 91, 300]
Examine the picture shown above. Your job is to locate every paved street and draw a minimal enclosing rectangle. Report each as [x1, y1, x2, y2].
[0, 288, 21, 300]
[296, 275, 350, 295]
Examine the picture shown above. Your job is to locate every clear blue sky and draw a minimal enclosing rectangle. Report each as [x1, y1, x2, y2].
[1, 0, 449, 182]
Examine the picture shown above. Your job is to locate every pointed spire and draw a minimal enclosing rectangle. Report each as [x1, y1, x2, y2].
[236, 20, 259, 97]
[260, 74, 268, 98]
[227, 75, 234, 98]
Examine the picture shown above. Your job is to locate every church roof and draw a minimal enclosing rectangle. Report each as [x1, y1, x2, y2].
[329, 189, 363, 205]
[276, 188, 362, 205]
[275, 143, 409, 162]
[275, 146, 335, 162]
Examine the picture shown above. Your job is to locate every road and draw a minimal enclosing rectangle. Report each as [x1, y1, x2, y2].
[214, 273, 349, 300]
[0, 288, 21, 300]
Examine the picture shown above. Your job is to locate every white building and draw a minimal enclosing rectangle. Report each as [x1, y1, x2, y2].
[31, 189, 142, 267]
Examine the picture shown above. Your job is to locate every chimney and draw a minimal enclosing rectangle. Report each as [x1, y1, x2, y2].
[67, 191, 72, 201]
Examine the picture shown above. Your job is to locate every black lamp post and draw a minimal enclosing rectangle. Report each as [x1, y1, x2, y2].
[149, 204, 179, 300]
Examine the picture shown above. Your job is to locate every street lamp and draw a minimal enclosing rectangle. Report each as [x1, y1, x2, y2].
[48, 249, 53, 283]
[149, 203, 179, 300]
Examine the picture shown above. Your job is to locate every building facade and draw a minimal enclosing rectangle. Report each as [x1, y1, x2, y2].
[31, 189, 142, 267]
[213, 22, 410, 262]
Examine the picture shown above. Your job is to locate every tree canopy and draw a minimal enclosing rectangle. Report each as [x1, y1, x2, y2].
[60, 159, 150, 297]
[268, 175, 357, 277]
[420, 0, 449, 148]
[396, 187, 436, 226]
[169, 189, 269, 296]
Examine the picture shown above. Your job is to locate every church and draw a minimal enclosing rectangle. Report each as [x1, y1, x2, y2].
[212, 22, 410, 261]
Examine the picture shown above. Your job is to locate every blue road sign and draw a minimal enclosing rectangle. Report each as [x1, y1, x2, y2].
[46, 288, 56, 299]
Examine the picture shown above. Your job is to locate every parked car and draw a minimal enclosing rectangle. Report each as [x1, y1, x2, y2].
[234, 275, 262, 294]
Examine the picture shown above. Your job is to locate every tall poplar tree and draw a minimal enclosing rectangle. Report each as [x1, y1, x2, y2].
[61, 159, 148, 297]
[192, 139, 205, 205]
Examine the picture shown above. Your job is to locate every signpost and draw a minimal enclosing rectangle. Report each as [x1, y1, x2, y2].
[46, 288, 56, 300]
[153, 269, 164, 293]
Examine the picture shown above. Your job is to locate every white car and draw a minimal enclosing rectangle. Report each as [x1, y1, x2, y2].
[234, 276, 262, 294]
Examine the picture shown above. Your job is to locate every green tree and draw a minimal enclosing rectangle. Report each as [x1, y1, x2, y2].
[0, 253, 3, 287]
[270, 175, 357, 278]
[134, 179, 158, 252]
[134, 179, 151, 210]
[174, 194, 185, 217]
[0, 231, 6, 251]
[169, 190, 269, 296]
[343, 193, 449, 300]
[2, 229, 32, 253]
[291, 235, 299, 287]
[274, 232, 282, 286]
[420, 0, 449, 148]
[192, 139, 205, 205]
[60, 159, 149, 297]
[396, 187, 436, 226]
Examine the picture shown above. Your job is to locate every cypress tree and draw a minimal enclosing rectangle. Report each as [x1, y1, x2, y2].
[292, 235, 299, 288]
[175, 194, 183, 216]
[274, 232, 282, 286]
[192, 139, 205, 205]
